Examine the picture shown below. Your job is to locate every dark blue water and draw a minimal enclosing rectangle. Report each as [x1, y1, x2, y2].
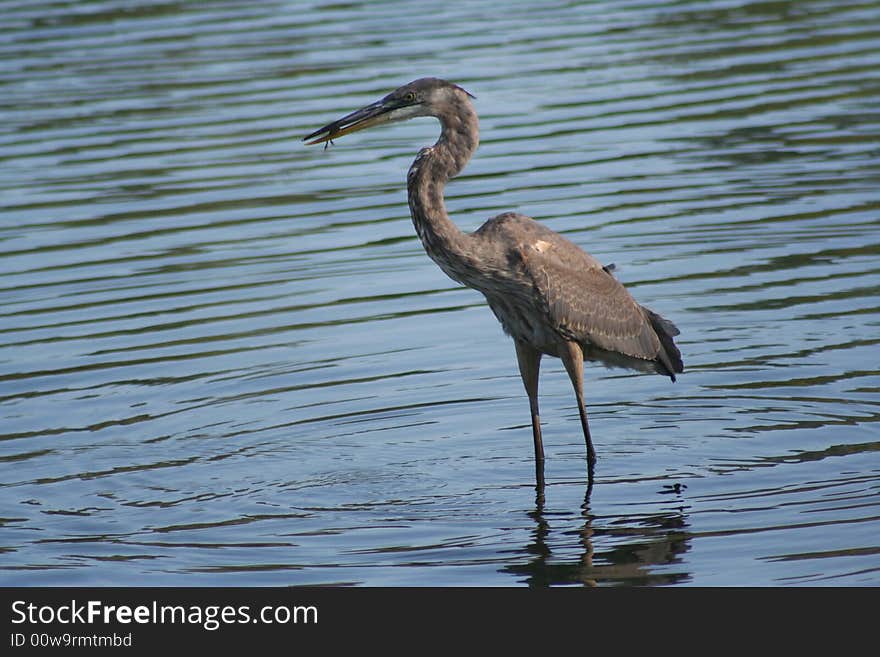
[2, 0, 879, 586]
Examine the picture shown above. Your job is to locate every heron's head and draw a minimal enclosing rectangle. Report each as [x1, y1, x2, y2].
[303, 78, 475, 146]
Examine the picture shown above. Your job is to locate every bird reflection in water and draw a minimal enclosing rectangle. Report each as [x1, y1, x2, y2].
[508, 481, 691, 586]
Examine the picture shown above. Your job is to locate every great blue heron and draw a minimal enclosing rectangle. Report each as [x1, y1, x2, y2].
[304, 77, 683, 488]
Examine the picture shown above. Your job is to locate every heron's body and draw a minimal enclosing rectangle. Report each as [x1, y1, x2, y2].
[305, 78, 683, 487]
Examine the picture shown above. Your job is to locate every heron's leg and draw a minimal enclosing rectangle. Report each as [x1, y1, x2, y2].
[514, 340, 544, 487]
[559, 341, 597, 479]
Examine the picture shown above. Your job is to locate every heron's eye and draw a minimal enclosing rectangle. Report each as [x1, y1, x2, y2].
[404, 92, 416, 103]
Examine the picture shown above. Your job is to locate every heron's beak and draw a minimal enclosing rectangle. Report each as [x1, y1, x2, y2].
[303, 99, 398, 146]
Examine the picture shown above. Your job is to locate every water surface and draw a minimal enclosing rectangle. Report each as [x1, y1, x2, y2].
[1, 0, 879, 586]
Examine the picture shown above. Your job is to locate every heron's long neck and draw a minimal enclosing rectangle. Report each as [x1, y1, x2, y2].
[407, 99, 479, 284]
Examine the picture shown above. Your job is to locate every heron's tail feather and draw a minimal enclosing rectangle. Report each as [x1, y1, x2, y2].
[642, 307, 684, 382]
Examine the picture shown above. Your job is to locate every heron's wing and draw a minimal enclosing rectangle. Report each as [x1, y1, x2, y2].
[474, 213, 680, 374]
[517, 235, 664, 362]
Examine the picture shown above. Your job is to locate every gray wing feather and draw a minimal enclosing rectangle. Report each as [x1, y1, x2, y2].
[472, 213, 682, 377]
[534, 244, 663, 361]
[481, 214, 664, 361]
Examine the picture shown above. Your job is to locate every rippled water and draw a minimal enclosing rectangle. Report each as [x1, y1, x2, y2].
[2, 0, 879, 586]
